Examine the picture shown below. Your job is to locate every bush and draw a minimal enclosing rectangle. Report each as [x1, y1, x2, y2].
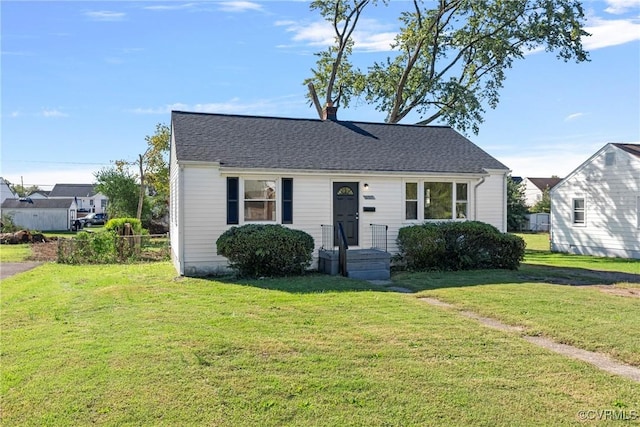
[104, 218, 144, 235]
[397, 221, 525, 271]
[58, 230, 117, 264]
[216, 224, 314, 277]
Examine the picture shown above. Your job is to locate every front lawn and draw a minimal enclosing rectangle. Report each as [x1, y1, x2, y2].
[2, 263, 639, 426]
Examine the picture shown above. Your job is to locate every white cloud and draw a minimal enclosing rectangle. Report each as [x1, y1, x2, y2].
[217, 1, 263, 13]
[564, 112, 586, 122]
[85, 11, 126, 21]
[129, 96, 307, 117]
[42, 109, 69, 118]
[143, 3, 198, 11]
[583, 16, 640, 49]
[276, 18, 396, 52]
[604, 0, 639, 14]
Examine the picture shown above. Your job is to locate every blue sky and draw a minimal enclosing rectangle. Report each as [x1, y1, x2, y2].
[2, 0, 639, 190]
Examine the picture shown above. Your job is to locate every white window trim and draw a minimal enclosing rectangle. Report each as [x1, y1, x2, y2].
[572, 197, 586, 226]
[402, 179, 471, 223]
[240, 177, 280, 224]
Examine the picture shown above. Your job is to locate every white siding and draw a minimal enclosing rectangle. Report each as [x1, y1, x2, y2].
[551, 145, 640, 259]
[173, 168, 508, 276]
[169, 136, 182, 274]
[6, 208, 71, 231]
[475, 171, 508, 232]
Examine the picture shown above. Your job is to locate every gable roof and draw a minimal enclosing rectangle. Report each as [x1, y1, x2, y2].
[1, 198, 75, 209]
[171, 111, 508, 174]
[612, 143, 640, 158]
[49, 184, 97, 198]
[526, 177, 563, 191]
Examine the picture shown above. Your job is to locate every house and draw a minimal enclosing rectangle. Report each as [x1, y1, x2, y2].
[49, 184, 108, 215]
[27, 190, 50, 199]
[0, 198, 78, 231]
[169, 111, 510, 276]
[0, 177, 17, 205]
[550, 143, 640, 259]
[523, 177, 562, 207]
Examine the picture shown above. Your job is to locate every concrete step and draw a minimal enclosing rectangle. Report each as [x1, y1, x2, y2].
[348, 269, 391, 281]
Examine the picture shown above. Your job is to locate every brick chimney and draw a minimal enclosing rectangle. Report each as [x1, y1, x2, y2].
[322, 102, 338, 121]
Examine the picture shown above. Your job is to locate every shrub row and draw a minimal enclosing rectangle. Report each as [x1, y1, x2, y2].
[216, 224, 314, 277]
[397, 221, 525, 271]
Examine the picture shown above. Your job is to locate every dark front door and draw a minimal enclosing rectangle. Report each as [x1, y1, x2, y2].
[333, 182, 359, 246]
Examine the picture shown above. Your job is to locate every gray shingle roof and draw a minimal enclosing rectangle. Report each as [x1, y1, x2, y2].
[1, 198, 74, 209]
[49, 184, 96, 198]
[171, 111, 508, 174]
[613, 143, 640, 158]
[527, 177, 563, 191]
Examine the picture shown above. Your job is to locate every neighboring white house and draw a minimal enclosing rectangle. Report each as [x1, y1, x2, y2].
[550, 143, 640, 259]
[49, 184, 108, 215]
[0, 198, 77, 231]
[0, 177, 17, 205]
[523, 177, 562, 207]
[170, 111, 510, 276]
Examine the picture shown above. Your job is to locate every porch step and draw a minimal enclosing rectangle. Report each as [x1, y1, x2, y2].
[318, 248, 391, 281]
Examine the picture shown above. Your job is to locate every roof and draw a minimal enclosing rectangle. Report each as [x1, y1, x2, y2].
[171, 111, 508, 174]
[49, 184, 97, 198]
[612, 143, 640, 158]
[526, 177, 563, 191]
[1, 198, 75, 209]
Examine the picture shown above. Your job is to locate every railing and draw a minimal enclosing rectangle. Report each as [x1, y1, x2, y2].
[320, 224, 334, 251]
[370, 224, 388, 252]
[337, 223, 349, 277]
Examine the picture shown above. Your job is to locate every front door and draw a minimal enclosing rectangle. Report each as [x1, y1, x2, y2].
[333, 182, 359, 246]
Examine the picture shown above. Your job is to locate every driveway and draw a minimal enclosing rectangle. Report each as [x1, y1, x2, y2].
[1, 262, 42, 280]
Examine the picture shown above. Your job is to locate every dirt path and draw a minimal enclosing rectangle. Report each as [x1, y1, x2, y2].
[420, 297, 640, 383]
[0, 262, 43, 280]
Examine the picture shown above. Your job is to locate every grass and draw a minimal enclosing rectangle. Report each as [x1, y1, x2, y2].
[2, 262, 640, 426]
[0, 244, 32, 262]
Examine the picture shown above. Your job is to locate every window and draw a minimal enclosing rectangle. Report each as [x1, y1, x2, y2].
[456, 183, 468, 219]
[573, 198, 585, 225]
[337, 186, 354, 196]
[605, 152, 615, 166]
[244, 180, 276, 221]
[89, 199, 94, 206]
[424, 182, 453, 219]
[405, 182, 418, 220]
[404, 180, 470, 222]
[101, 199, 107, 209]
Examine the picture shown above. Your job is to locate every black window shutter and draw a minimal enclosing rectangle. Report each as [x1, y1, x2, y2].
[227, 177, 239, 224]
[282, 178, 293, 224]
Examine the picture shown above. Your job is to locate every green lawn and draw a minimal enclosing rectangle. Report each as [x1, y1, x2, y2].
[2, 262, 639, 426]
[0, 244, 32, 262]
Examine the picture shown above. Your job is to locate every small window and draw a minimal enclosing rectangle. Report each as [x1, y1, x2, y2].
[405, 182, 418, 220]
[337, 186, 354, 196]
[244, 180, 276, 222]
[101, 199, 107, 209]
[573, 198, 585, 225]
[605, 152, 615, 166]
[456, 183, 468, 219]
[89, 199, 94, 206]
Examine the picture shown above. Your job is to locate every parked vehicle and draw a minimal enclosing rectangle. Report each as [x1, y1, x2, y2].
[80, 213, 108, 227]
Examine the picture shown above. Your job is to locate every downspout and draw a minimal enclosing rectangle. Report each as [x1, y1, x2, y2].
[473, 175, 487, 221]
[178, 163, 185, 276]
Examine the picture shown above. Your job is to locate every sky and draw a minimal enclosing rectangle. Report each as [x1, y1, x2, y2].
[1, 0, 639, 191]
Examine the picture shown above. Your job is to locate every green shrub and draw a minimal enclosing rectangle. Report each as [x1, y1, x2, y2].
[216, 224, 314, 277]
[396, 221, 525, 271]
[104, 218, 144, 235]
[58, 230, 117, 264]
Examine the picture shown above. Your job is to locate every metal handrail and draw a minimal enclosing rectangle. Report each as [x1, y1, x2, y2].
[337, 223, 349, 277]
[370, 223, 388, 252]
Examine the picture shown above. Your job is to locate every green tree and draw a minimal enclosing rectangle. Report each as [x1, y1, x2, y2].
[530, 187, 551, 213]
[306, 0, 589, 133]
[507, 176, 528, 232]
[9, 183, 40, 198]
[94, 167, 140, 219]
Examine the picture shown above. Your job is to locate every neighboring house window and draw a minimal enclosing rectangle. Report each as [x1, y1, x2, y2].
[101, 199, 107, 209]
[573, 198, 585, 225]
[244, 180, 276, 222]
[424, 182, 453, 219]
[456, 183, 468, 219]
[405, 182, 418, 220]
[90, 200, 94, 206]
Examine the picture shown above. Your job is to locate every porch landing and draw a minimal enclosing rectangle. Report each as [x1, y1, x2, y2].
[318, 249, 391, 281]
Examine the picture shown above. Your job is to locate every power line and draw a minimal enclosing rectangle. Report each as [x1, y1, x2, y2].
[2, 160, 111, 166]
